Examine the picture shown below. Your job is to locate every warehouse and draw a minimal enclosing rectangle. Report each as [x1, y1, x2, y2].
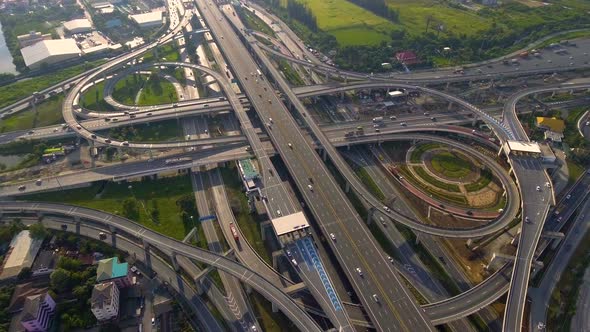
[130, 11, 163, 29]
[0, 231, 43, 280]
[63, 18, 93, 34]
[20, 39, 81, 69]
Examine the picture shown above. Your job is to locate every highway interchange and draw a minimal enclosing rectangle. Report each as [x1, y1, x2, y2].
[1, 0, 590, 331]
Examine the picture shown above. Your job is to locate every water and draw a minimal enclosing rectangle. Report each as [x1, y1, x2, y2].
[0, 21, 18, 75]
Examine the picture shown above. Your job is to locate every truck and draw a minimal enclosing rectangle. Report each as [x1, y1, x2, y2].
[372, 116, 384, 123]
[230, 222, 239, 242]
[256, 69, 262, 76]
[344, 131, 355, 138]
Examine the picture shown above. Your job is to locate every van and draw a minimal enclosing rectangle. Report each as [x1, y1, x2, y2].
[372, 294, 379, 302]
[291, 259, 298, 267]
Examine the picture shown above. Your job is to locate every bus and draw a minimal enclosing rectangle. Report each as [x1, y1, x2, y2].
[230, 222, 239, 242]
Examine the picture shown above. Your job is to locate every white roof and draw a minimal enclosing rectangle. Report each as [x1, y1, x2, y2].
[271, 211, 309, 236]
[63, 18, 92, 32]
[130, 11, 163, 25]
[388, 91, 404, 97]
[0, 231, 43, 279]
[505, 140, 541, 154]
[20, 39, 81, 68]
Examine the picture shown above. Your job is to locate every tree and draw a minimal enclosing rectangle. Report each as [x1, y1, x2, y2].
[28, 223, 48, 240]
[57, 257, 82, 271]
[50, 268, 72, 293]
[122, 198, 140, 221]
[150, 200, 160, 223]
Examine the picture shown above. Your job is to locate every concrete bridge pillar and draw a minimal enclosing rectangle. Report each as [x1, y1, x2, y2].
[345, 181, 350, 193]
[260, 220, 271, 241]
[171, 252, 180, 272]
[347, 144, 351, 150]
[511, 228, 521, 246]
[446, 82, 450, 90]
[366, 208, 374, 225]
[447, 102, 453, 111]
[324, 72, 329, 80]
[344, 75, 348, 84]
[340, 92, 344, 101]
[551, 91, 556, 97]
[271, 302, 279, 313]
[142, 238, 150, 251]
[321, 148, 327, 161]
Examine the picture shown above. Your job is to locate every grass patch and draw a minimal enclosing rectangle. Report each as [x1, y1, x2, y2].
[277, 59, 305, 86]
[102, 119, 184, 142]
[547, 227, 590, 331]
[465, 169, 493, 192]
[398, 165, 467, 206]
[297, 0, 395, 46]
[80, 81, 113, 112]
[0, 95, 64, 132]
[21, 175, 198, 241]
[354, 167, 385, 201]
[410, 143, 442, 163]
[249, 292, 298, 332]
[430, 151, 472, 179]
[567, 161, 585, 185]
[143, 44, 180, 63]
[0, 60, 104, 109]
[537, 29, 590, 49]
[413, 166, 461, 193]
[238, 7, 276, 37]
[219, 165, 272, 265]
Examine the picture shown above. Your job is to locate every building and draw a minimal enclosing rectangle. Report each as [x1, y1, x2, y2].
[130, 11, 163, 29]
[395, 50, 420, 65]
[20, 293, 56, 332]
[20, 39, 81, 70]
[238, 159, 259, 190]
[63, 19, 93, 34]
[17, 32, 52, 48]
[536, 117, 565, 142]
[96, 257, 132, 288]
[0, 231, 43, 280]
[502, 140, 542, 158]
[8, 283, 49, 314]
[91, 282, 120, 321]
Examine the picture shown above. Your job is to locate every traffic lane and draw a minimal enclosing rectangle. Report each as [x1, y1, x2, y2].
[210, 4, 428, 326]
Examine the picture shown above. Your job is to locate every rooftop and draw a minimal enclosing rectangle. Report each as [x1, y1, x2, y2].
[505, 140, 542, 154]
[91, 282, 116, 310]
[536, 117, 565, 133]
[130, 11, 163, 25]
[271, 211, 309, 236]
[20, 39, 80, 68]
[63, 18, 92, 32]
[238, 159, 259, 180]
[96, 257, 128, 282]
[0, 230, 43, 279]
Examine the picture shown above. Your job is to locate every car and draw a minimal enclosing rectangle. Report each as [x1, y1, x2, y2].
[151, 318, 155, 326]
[308, 184, 313, 191]
[27, 130, 34, 135]
[330, 233, 336, 241]
[288, 143, 293, 149]
[400, 122, 407, 126]
[372, 294, 379, 302]
[104, 117, 111, 122]
[430, 117, 436, 121]
[525, 216, 531, 223]
[121, 141, 129, 146]
[146, 112, 152, 116]
[375, 128, 380, 132]
[276, 210, 282, 216]
[545, 182, 551, 188]
[387, 256, 393, 263]
[566, 194, 571, 200]
[536, 185, 541, 191]
[356, 268, 363, 276]
[36, 179, 42, 186]
[76, 125, 82, 130]
[383, 206, 391, 213]
[286, 250, 292, 257]
[105, 139, 111, 143]
[18, 185, 26, 191]
[389, 115, 397, 120]
[91, 134, 97, 139]
[557, 216, 563, 222]
[99, 232, 107, 239]
[291, 259, 298, 267]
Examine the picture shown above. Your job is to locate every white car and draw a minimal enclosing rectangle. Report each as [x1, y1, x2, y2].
[383, 206, 391, 213]
[536, 185, 541, 191]
[308, 184, 313, 191]
[356, 267, 363, 276]
[372, 294, 379, 302]
[330, 233, 336, 241]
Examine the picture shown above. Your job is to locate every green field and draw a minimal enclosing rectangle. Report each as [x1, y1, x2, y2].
[80, 81, 113, 112]
[297, 0, 395, 45]
[0, 95, 64, 133]
[102, 119, 184, 142]
[0, 61, 104, 109]
[430, 151, 472, 179]
[21, 176, 197, 240]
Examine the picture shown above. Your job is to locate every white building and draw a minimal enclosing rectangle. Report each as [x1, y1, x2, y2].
[20, 39, 81, 70]
[130, 11, 163, 29]
[91, 282, 120, 321]
[63, 18, 93, 34]
[0, 230, 43, 280]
